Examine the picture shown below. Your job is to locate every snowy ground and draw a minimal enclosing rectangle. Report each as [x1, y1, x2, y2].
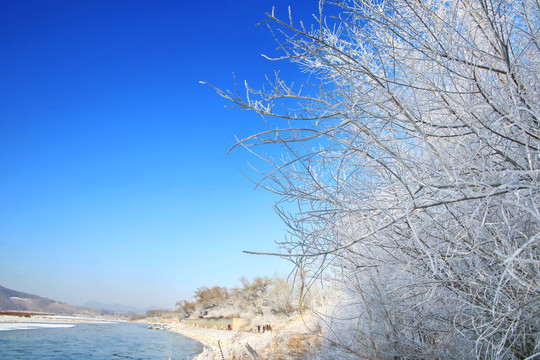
[165, 314, 321, 360]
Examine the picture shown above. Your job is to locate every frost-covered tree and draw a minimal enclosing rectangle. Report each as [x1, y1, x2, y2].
[193, 286, 230, 316]
[239, 276, 272, 315]
[175, 299, 196, 318]
[175, 277, 296, 319]
[207, 0, 540, 358]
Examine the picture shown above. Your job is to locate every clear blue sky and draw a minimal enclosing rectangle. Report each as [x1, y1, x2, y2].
[0, 0, 320, 309]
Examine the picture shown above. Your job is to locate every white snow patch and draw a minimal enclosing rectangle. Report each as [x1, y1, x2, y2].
[9, 297, 34, 303]
[0, 323, 75, 331]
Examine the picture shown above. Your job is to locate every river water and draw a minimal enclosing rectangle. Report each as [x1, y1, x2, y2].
[0, 321, 204, 359]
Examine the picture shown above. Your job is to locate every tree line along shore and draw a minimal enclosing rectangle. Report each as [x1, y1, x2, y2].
[138, 276, 323, 359]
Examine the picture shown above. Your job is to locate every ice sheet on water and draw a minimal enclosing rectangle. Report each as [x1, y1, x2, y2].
[0, 323, 75, 331]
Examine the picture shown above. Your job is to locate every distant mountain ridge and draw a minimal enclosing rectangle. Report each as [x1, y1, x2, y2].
[0, 285, 120, 316]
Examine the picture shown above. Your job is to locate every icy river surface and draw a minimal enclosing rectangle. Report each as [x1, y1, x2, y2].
[0, 321, 204, 359]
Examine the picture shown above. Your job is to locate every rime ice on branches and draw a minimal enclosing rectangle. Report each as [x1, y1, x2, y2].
[206, 0, 540, 359]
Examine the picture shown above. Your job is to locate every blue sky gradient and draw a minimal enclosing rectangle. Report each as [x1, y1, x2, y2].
[0, 0, 319, 309]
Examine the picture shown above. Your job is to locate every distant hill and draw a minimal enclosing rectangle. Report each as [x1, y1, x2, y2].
[83, 301, 167, 314]
[83, 301, 139, 313]
[0, 285, 117, 316]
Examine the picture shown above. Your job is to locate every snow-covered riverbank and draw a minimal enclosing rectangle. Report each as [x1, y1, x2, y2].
[163, 314, 321, 360]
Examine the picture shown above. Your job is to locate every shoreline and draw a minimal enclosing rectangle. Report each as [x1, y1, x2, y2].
[0, 313, 320, 358]
[167, 322, 268, 360]
[159, 315, 321, 360]
[168, 322, 263, 348]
